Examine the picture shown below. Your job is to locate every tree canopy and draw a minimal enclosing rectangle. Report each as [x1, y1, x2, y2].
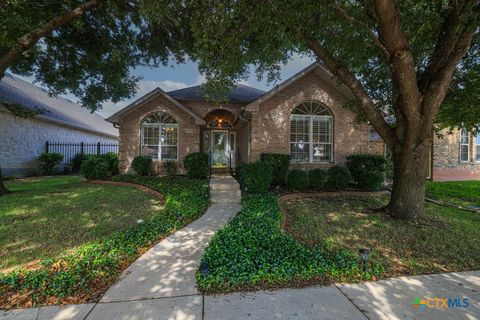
[0, 0, 191, 111]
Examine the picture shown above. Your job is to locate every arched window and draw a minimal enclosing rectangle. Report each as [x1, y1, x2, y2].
[290, 101, 333, 163]
[141, 111, 178, 161]
[207, 119, 233, 128]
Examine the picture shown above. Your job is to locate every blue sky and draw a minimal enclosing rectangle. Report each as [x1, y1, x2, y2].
[16, 53, 315, 118]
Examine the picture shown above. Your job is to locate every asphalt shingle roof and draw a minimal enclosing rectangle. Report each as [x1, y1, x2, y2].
[0, 74, 118, 137]
[168, 84, 265, 104]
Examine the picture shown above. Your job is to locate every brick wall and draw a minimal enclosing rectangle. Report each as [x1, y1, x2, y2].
[249, 72, 384, 169]
[0, 110, 117, 176]
[433, 128, 480, 169]
[118, 94, 201, 174]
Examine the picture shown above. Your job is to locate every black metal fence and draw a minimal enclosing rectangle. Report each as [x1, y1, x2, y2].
[45, 141, 119, 164]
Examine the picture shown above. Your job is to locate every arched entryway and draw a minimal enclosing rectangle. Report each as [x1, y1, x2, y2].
[202, 109, 237, 169]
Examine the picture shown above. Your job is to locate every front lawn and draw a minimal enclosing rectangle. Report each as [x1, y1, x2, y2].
[0, 176, 162, 271]
[0, 175, 208, 309]
[426, 180, 480, 207]
[283, 196, 480, 277]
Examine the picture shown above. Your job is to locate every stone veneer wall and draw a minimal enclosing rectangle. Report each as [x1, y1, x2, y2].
[433, 128, 480, 169]
[0, 110, 117, 176]
[249, 71, 385, 169]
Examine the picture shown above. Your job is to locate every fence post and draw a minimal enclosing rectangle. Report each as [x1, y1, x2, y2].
[97, 142, 101, 155]
[80, 142, 84, 155]
[45, 141, 49, 153]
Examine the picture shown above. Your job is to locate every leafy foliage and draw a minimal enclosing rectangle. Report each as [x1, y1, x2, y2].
[326, 166, 352, 191]
[80, 156, 110, 180]
[346, 154, 386, 191]
[260, 153, 290, 186]
[0, 176, 208, 307]
[70, 153, 91, 173]
[183, 152, 209, 179]
[286, 169, 309, 191]
[238, 161, 273, 194]
[38, 153, 63, 175]
[197, 194, 382, 292]
[132, 156, 153, 176]
[164, 161, 177, 177]
[1, 1, 191, 110]
[308, 168, 327, 191]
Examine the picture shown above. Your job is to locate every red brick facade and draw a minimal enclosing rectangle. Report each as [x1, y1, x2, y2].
[112, 65, 385, 174]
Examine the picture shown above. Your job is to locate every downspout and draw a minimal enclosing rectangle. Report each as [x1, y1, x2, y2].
[239, 106, 251, 163]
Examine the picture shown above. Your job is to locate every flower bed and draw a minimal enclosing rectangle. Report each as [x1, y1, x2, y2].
[196, 194, 383, 293]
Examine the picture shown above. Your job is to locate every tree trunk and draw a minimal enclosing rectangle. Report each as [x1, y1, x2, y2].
[387, 141, 431, 220]
[0, 165, 9, 196]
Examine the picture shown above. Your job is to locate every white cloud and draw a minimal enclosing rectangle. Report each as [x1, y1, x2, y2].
[97, 79, 187, 118]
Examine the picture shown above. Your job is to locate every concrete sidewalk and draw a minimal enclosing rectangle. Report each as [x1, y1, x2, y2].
[2, 271, 478, 319]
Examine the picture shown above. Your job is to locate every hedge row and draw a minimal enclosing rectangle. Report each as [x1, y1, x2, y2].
[197, 194, 383, 292]
[0, 176, 209, 307]
[239, 153, 386, 193]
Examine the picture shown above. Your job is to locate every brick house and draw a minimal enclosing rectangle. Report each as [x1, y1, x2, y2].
[107, 62, 480, 180]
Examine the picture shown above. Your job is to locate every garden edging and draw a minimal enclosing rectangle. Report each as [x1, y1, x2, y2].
[87, 180, 165, 203]
[279, 190, 391, 203]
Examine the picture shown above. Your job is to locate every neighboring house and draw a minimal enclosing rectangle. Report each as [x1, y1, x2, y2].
[0, 74, 118, 176]
[107, 62, 384, 174]
[431, 128, 480, 181]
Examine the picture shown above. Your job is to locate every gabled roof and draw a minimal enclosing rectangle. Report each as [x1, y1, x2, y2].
[106, 87, 206, 125]
[245, 62, 354, 111]
[168, 84, 265, 103]
[0, 74, 118, 138]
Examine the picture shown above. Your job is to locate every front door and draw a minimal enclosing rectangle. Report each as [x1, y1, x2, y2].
[211, 130, 228, 167]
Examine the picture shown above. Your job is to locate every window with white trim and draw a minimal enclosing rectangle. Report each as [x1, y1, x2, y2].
[476, 133, 480, 162]
[460, 128, 469, 162]
[141, 112, 178, 161]
[290, 101, 333, 163]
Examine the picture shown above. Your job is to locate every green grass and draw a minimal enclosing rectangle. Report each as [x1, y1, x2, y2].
[0, 175, 208, 309]
[426, 180, 480, 207]
[283, 196, 480, 277]
[0, 176, 162, 271]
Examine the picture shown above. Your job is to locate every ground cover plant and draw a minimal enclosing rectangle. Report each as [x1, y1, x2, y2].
[0, 175, 208, 309]
[426, 180, 480, 207]
[283, 196, 480, 277]
[197, 194, 383, 293]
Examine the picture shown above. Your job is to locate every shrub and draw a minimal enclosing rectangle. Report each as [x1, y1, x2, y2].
[326, 166, 352, 191]
[286, 169, 309, 191]
[164, 161, 177, 177]
[101, 152, 119, 175]
[80, 156, 110, 180]
[239, 161, 273, 194]
[260, 153, 290, 186]
[197, 194, 382, 293]
[132, 155, 153, 176]
[38, 153, 63, 175]
[0, 176, 209, 306]
[346, 154, 386, 191]
[183, 152, 209, 179]
[309, 168, 327, 191]
[71, 153, 90, 173]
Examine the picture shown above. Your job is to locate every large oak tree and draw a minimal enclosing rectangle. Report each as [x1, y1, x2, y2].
[159, 0, 479, 220]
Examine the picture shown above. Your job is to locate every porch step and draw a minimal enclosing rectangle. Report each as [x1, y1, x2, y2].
[210, 189, 242, 197]
[209, 175, 242, 204]
[211, 194, 242, 204]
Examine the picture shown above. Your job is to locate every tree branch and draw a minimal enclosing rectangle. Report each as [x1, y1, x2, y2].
[308, 38, 398, 146]
[0, 0, 102, 78]
[333, 4, 390, 62]
[374, 0, 422, 120]
[421, 26, 476, 126]
[418, 0, 476, 92]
